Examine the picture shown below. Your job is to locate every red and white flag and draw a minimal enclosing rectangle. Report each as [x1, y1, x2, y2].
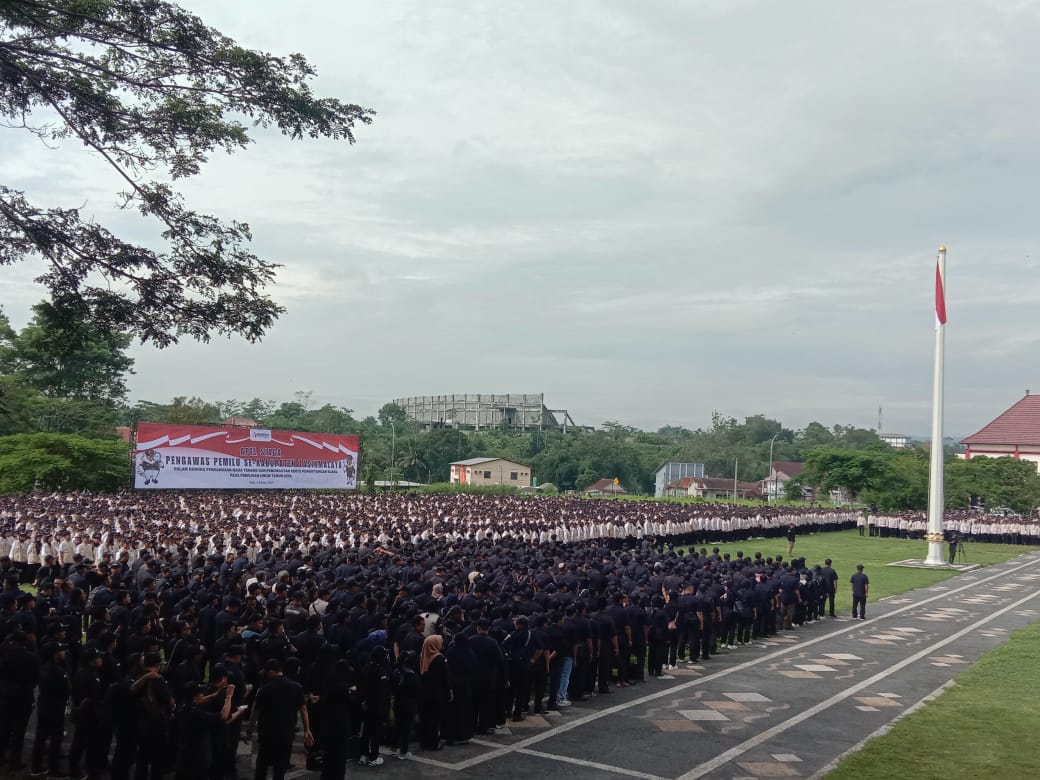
[935, 257, 947, 328]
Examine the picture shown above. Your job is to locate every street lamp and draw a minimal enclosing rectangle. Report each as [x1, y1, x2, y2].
[389, 420, 396, 489]
[768, 434, 779, 502]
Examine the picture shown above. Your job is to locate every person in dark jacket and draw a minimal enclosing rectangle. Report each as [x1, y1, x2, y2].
[319, 659, 354, 780]
[31, 641, 70, 779]
[174, 680, 242, 780]
[68, 647, 107, 780]
[468, 619, 507, 734]
[358, 645, 391, 766]
[0, 630, 39, 770]
[444, 632, 475, 743]
[418, 635, 451, 751]
[392, 651, 420, 759]
[133, 651, 176, 780]
[502, 616, 533, 721]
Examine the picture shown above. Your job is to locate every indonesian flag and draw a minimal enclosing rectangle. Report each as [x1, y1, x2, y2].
[935, 254, 947, 328]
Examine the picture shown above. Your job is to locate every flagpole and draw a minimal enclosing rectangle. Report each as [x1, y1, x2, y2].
[925, 245, 947, 565]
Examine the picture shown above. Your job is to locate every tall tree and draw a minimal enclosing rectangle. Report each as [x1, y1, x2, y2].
[0, 0, 374, 345]
[0, 300, 134, 402]
[800, 447, 892, 503]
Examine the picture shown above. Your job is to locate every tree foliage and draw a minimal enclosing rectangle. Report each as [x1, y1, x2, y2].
[0, 0, 374, 345]
[0, 432, 129, 492]
[799, 447, 891, 502]
[0, 300, 133, 402]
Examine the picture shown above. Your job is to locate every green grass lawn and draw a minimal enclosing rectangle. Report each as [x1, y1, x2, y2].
[826, 619, 1040, 779]
[680, 530, 1038, 614]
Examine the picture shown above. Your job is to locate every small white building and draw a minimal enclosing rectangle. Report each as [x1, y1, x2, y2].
[654, 462, 705, 498]
[450, 457, 532, 487]
[879, 433, 910, 449]
[760, 461, 805, 501]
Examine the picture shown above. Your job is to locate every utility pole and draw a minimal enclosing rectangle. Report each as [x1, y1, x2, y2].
[768, 434, 779, 502]
[389, 420, 396, 489]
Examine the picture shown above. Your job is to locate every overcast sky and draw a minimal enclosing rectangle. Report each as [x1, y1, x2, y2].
[3, 0, 1039, 436]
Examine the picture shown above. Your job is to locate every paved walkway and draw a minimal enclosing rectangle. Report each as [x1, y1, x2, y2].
[256, 548, 1040, 780]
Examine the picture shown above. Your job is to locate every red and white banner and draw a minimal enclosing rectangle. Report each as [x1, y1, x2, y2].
[133, 422, 358, 490]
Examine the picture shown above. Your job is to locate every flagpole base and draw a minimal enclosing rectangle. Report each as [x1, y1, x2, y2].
[924, 540, 946, 566]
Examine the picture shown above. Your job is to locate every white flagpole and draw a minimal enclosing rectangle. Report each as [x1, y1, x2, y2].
[925, 245, 947, 565]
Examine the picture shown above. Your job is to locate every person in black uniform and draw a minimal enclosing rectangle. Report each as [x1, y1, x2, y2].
[590, 600, 617, 694]
[417, 635, 451, 750]
[820, 559, 839, 618]
[469, 619, 507, 733]
[694, 585, 715, 662]
[948, 531, 959, 564]
[219, 646, 248, 780]
[31, 641, 70, 779]
[850, 564, 870, 620]
[0, 630, 39, 770]
[647, 596, 669, 676]
[503, 616, 532, 721]
[605, 594, 632, 687]
[676, 586, 699, 663]
[626, 595, 649, 682]
[174, 680, 240, 780]
[252, 658, 313, 780]
[358, 645, 390, 765]
[68, 646, 107, 780]
[132, 651, 176, 780]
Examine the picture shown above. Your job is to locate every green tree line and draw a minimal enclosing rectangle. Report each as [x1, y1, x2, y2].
[3, 301, 1040, 511]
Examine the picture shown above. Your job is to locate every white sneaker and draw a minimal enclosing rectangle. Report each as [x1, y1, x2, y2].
[397, 752, 413, 760]
[368, 757, 384, 766]
[557, 699, 571, 707]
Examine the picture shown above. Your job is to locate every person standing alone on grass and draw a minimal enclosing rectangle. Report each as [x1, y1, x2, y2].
[851, 564, 869, 620]
[786, 524, 797, 557]
[821, 559, 839, 618]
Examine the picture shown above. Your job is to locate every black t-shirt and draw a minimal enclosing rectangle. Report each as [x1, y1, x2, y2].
[254, 675, 304, 742]
[592, 612, 616, 641]
[626, 605, 648, 644]
[779, 574, 800, 605]
[605, 605, 630, 640]
[850, 572, 870, 597]
[176, 704, 221, 771]
[547, 623, 569, 656]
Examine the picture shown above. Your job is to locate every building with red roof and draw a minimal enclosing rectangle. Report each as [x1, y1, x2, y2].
[961, 392, 1040, 472]
[761, 461, 805, 501]
[583, 478, 627, 496]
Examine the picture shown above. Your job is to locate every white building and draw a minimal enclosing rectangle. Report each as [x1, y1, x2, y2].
[449, 457, 532, 487]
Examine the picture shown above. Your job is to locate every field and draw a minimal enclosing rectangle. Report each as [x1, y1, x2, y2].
[680, 529, 1039, 614]
[827, 618, 1040, 779]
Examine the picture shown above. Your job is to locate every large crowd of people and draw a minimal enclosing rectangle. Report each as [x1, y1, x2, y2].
[0, 491, 1029, 780]
[860, 508, 1040, 544]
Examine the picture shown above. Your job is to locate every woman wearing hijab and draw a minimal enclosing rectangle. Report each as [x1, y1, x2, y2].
[417, 635, 452, 751]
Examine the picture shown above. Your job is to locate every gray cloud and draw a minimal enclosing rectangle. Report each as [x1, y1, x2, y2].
[3, 0, 1040, 437]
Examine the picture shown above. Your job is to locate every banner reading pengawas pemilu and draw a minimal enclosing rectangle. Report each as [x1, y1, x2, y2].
[133, 422, 358, 490]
